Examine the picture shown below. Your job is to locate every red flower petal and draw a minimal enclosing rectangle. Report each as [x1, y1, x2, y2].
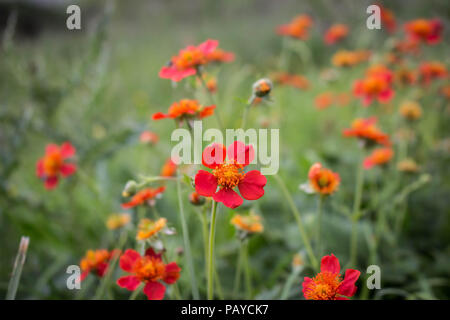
[163, 262, 181, 284]
[213, 188, 243, 209]
[45, 144, 59, 155]
[143, 281, 166, 300]
[302, 277, 313, 298]
[198, 39, 219, 55]
[195, 170, 218, 197]
[80, 270, 90, 282]
[338, 269, 361, 297]
[44, 176, 59, 190]
[363, 157, 374, 170]
[378, 88, 394, 103]
[60, 163, 77, 177]
[96, 262, 108, 277]
[36, 159, 44, 177]
[60, 142, 76, 159]
[227, 141, 254, 166]
[238, 170, 267, 200]
[202, 143, 226, 169]
[152, 112, 169, 120]
[199, 105, 216, 119]
[320, 254, 340, 274]
[119, 249, 141, 272]
[145, 248, 162, 261]
[117, 275, 141, 291]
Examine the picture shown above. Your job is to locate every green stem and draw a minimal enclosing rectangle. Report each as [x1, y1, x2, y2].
[176, 170, 199, 300]
[350, 156, 365, 267]
[129, 283, 144, 300]
[232, 244, 244, 298]
[274, 174, 318, 270]
[207, 201, 218, 300]
[93, 230, 128, 300]
[6, 236, 29, 300]
[197, 71, 224, 130]
[315, 196, 324, 257]
[241, 102, 252, 129]
[242, 241, 253, 299]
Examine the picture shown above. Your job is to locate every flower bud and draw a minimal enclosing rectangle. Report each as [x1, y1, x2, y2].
[122, 180, 138, 197]
[252, 78, 273, 99]
[189, 191, 205, 206]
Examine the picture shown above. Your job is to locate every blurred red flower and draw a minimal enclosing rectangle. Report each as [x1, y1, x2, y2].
[160, 158, 177, 177]
[363, 148, 394, 169]
[117, 248, 180, 300]
[121, 187, 166, 209]
[277, 14, 313, 40]
[80, 249, 120, 281]
[324, 24, 349, 45]
[194, 141, 267, 209]
[36, 142, 76, 190]
[152, 99, 215, 124]
[404, 18, 443, 45]
[159, 39, 218, 82]
[343, 117, 391, 147]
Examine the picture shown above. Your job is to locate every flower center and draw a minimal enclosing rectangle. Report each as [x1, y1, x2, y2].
[43, 152, 63, 176]
[213, 162, 244, 189]
[304, 271, 342, 300]
[363, 77, 384, 94]
[133, 256, 165, 282]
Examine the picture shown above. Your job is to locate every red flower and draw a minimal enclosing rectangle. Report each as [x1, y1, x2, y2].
[353, 74, 394, 106]
[276, 15, 313, 40]
[140, 131, 159, 145]
[122, 187, 166, 209]
[379, 4, 396, 33]
[80, 249, 120, 281]
[419, 61, 448, 85]
[324, 24, 349, 45]
[117, 249, 180, 300]
[36, 142, 77, 190]
[343, 117, 391, 147]
[194, 141, 267, 209]
[159, 39, 219, 82]
[308, 163, 340, 195]
[302, 254, 360, 300]
[363, 148, 394, 169]
[152, 99, 215, 124]
[404, 18, 443, 45]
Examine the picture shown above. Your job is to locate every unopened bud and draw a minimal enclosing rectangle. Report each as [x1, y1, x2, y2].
[122, 180, 137, 197]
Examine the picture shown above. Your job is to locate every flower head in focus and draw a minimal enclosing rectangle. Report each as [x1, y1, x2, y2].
[194, 141, 267, 209]
[117, 248, 180, 300]
[36, 142, 77, 190]
[302, 254, 360, 300]
[159, 39, 219, 82]
[363, 148, 394, 169]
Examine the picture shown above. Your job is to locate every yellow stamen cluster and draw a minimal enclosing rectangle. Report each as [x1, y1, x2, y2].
[213, 162, 244, 189]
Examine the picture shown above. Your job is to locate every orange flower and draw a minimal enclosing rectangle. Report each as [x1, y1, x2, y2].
[404, 18, 443, 45]
[353, 72, 394, 106]
[332, 50, 370, 67]
[36, 142, 77, 190]
[80, 249, 119, 281]
[252, 78, 273, 99]
[277, 14, 313, 40]
[441, 85, 450, 100]
[272, 72, 309, 90]
[122, 187, 166, 209]
[419, 61, 448, 85]
[106, 213, 131, 230]
[366, 64, 394, 84]
[324, 24, 349, 45]
[379, 4, 396, 33]
[308, 163, 340, 195]
[117, 248, 180, 300]
[152, 99, 215, 123]
[303, 254, 360, 300]
[140, 131, 159, 145]
[159, 39, 218, 82]
[363, 148, 394, 169]
[206, 48, 235, 63]
[160, 158, 177, 177]
[343, 117, 391, 147]
[399, 101, 422, 121]
[189, 191, 206, 206]
[136, 218, 167, 241]
[314, 92, 334, 110]
[231, 213, 264, 234]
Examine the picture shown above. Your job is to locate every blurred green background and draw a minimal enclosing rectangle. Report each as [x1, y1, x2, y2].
[0, 0, 449, 299]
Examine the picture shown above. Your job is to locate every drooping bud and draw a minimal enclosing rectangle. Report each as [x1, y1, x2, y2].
[122, 180, 138, 197]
